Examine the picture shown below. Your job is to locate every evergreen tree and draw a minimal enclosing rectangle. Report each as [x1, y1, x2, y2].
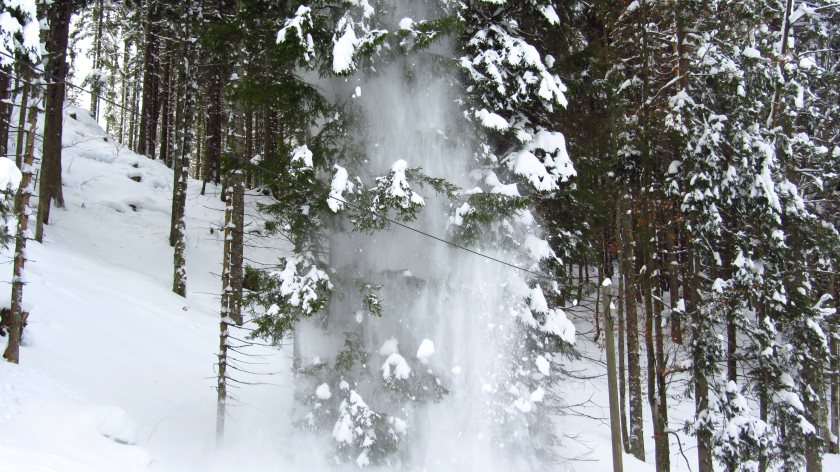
[1, 0, 42, 364]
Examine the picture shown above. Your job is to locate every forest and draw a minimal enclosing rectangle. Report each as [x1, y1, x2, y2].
[0, 1, 838, 471]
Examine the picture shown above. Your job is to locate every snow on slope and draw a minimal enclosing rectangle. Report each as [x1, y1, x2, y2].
[0, 107, 304, 472]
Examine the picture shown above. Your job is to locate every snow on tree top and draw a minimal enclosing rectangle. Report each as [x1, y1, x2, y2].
[381, 353, 411, 380]
[315, 383, 331, 400]
[415, 339, 434, 364]
[333, 19, 358, 74]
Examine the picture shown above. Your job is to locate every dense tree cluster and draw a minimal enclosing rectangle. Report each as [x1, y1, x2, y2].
[0, 1, 838, 471]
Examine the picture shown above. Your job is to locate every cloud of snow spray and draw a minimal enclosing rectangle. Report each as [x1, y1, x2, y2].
[298, 4, 550, 471]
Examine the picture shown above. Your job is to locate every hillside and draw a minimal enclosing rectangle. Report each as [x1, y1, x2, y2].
[1, 109, 837, 472]
[0, 108, 296, 472]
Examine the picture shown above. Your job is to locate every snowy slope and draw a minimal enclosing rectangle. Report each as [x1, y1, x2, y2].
[0, 107, 299, 472]
[1, 108, 838, 472]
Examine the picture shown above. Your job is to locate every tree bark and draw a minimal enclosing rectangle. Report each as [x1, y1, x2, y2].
[621, 198, 645, 461]
[0, 67, 11, 156]
[804, 346, 826, 472]
[14, 79, 29, 169]
[3, 72, 39, 363]
[603, 283, 624, 472]
[128, 56, 139, 149]
[758, 301, 769, 472]
[119, 37, 131, 144]
[652, 217, 671, 471]
[617, 240, 630, 452]
[159, 47, 172, 167]
[830, 272, 839, 454]
[35, 0, 75, 242]
[172, 38, 195, 297]
[89, 0, 104, 120]
[664, 217, 682, 344]
[686, 244, 713, 472]
[137, 0, 161, 159]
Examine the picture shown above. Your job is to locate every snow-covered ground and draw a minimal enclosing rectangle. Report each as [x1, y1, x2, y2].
[1, 108, 837, 471]
[0, 108, 300, 472]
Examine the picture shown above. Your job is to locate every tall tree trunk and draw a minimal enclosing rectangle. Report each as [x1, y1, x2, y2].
[830, 272, 839, 454]
[766, 0, 794, 130]
[643, 265, 658, 464]
[245, 108, 253, 187]
[14, 80, 29, 168]
[724, 246, 737, 383]
[172, 38, 195, 297]
[204, 75, 222, 192]
[0, 67, 11, 156]
[653, 271, 670, 472]
[687, 244, 713, 472]
[229, 112, 245, 326]
[217, 170, 234, 443]
[159, 48, 172, 167]
[262, 107, 276, 162]
[621, 198, 645, 461]
[203, 0, 235, 194]
[217, 152, 245, 443]
[758, 301, 769, 472]
[137, 0, 161, 158]
[648, 207, 671, 471]
[3, 72, 39, 363]
[89, 0, 105, 120]
[119, 37, 131, 144]
[35, 0, 74, 242]
[804, 345, 826, 472]
[617, 243, 630, 452]
[603, 282, 624, 472]
[128, 56, 139, 149]
[664, 215, 682, 344]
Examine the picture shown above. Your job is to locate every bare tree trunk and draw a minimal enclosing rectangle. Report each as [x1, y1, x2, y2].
[617, 248, 630, 452]
[664, 219, 682, 344]
[603, 282, 624, 472]
[758, 301, 769, 472]
[3, 73, 39, 364]
[830, 272, 839, 454]
[645, 206, 670, 472]
[653, 277, 670, 471]
[0, 67, 11, 156]
[686, 244, 713, 472]
[119, 38, 130, 144]
[244, 109, 253, 187]
[168, 46, 184, 247]
[766, 0, 794, 129]
[36, 0, 74, 242]
[137, 0, 161, 158]
[171, 38, 195, 297]
[622, 199, 645, 461]
[229, 113, 245, 326]
[128, 59, 139, 149]
[216, 316, 228, 445]
[14, 80, 29, 168]
[204, 80, 222, 192]
[262, 107, 276, 162]
[159, 48, 172, 167]
[217, 172, 233, 443]
[89, 0, 104, 120]
[594, 264, 602, 342]
[725, 247, 737, 383]
[804, 349, 826, 472]
[194, 112, 204, 180]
